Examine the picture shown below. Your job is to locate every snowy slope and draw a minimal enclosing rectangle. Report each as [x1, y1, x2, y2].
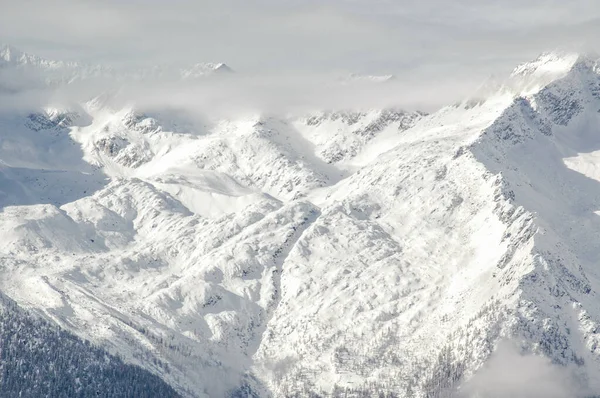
[2, 48, 600, 397]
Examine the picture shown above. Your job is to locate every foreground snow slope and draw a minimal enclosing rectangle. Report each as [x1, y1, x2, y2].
[2, 48, 600, 396]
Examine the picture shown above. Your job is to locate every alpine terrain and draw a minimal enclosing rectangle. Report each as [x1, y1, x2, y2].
[2, 45, 600, 397]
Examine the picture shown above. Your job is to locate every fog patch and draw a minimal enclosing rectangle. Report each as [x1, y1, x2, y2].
[109, 72, 474, 117]
[458, 341, 594, 398]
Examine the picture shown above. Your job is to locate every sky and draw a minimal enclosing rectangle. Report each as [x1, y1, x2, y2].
[1, 0, 600, 111]
[2, 1, 600, 72]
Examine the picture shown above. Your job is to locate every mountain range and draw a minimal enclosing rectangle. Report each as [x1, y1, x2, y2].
[1, 46, 600, 397]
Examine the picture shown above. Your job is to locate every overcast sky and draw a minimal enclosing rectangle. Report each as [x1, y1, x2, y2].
[2, 0, 600, 110]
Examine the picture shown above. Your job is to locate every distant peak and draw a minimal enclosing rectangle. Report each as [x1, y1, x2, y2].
[213, 63, 233, 73]
[0, 44, 25, 62]
[0, 44, 66, 69]
[340, 73, 395, 84]
[174, 62, 234, 79]
[0, 44, 233, 84]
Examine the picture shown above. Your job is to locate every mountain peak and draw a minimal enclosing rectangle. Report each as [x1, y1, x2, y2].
[506, 51, 600, 98]
[509, 51, 600, 87]
[462, 51, 600, 107]
[510, 51, 581, 79]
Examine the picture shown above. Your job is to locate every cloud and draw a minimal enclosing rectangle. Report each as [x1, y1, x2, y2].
[457, 341, 594, 398]
[68, 72, 471, 118]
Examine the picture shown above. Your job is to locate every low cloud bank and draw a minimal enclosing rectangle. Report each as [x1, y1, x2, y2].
[458, 341, 597, 398]
[0, 65, 481, 118]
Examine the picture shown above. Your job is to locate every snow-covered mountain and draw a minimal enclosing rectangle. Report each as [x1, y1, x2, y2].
[2, 47, 600, 397]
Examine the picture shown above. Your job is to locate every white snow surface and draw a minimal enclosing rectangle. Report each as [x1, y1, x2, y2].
[2, 50, 600, 396]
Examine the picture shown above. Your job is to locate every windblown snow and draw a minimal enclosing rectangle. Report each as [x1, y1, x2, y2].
[2, 47, 600, 397]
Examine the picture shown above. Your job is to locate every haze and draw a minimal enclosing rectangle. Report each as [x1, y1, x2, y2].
[2, 1, 599, 77]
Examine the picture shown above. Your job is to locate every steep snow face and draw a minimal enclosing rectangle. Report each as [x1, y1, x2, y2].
[470, 55, 600, 379]
[2, 50, 600, 397]
[253, 94, 526, 395]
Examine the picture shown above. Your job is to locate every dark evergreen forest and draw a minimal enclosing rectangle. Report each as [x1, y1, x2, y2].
[0, 295, 180, 397]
